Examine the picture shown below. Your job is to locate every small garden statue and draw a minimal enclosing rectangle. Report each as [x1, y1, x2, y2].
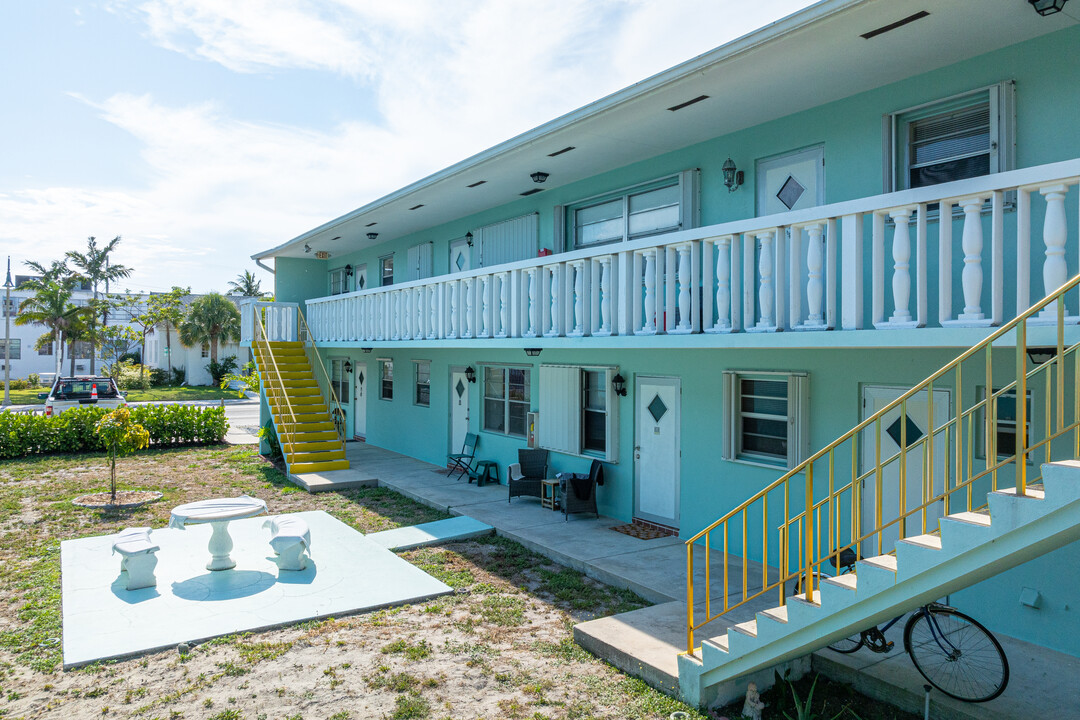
[741, 681, 766, 720]
[95, 406, 150, 504]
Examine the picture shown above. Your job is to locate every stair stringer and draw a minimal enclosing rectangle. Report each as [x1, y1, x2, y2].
[679, 468, 1080, 706]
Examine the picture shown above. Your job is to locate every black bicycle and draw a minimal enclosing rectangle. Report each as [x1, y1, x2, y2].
[798, 548, 1009, 703]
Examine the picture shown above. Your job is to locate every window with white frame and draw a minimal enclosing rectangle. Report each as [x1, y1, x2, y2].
[38, 342, 52, 356]
[329, 267, 350, 296]
[330, 358, 350, 404]
[722, 371, 809, 468]
[884, 82, 1015, 193]
[0, 339, 20, 360]
[562, 170, 699, 250]
[483, 366, 530, 437]
[538, 365, 618, 461]
[379, 359, 393, 400]
[379, 255, 394, 287]
[201, 343, 210, 358]
[414, 360, 430, 407]
[977, 387, 1032, 460]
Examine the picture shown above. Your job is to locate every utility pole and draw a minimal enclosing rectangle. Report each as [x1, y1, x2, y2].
[3, 257, 13, 407]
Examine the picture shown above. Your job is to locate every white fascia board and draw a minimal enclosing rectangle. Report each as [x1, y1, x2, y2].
[251, 0, 866, 261]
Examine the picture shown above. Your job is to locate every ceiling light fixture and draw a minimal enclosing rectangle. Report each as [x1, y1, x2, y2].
[667, 95, 709, 112]
[1029, 0, 1069, 14]
[530, 171, 549, 184]
[524, 348, 542, 357]
[367, 232, 378, 240]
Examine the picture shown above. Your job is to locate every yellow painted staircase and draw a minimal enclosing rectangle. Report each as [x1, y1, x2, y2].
[254, 341, 349, 475]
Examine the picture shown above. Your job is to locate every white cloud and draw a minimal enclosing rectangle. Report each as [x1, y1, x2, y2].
[2, 1, 816, 293]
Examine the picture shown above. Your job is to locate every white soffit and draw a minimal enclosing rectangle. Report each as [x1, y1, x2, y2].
[257, 0, 1076, 261]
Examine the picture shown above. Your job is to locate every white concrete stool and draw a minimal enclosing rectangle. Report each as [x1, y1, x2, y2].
[112, 527, 160, 590]
[263, 516, 311, 571]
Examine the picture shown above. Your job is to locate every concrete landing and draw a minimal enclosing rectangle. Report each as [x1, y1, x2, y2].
[291, 467, 377, 492]
[61, 510, 451, 668]
[367, 516, 494, 551]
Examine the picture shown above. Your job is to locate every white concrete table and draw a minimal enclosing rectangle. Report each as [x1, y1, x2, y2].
[169, 495, 268, 571]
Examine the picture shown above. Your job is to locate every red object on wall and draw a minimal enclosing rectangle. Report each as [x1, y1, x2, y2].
[538, 248, 552, 257]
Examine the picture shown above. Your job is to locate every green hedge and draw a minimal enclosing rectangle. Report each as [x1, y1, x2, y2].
[0, 405, 229, 460]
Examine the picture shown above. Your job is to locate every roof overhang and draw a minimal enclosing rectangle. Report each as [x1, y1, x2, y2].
[254, 0, 1078, 262]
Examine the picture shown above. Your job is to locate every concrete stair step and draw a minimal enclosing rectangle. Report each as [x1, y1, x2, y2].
[819, 573, 858, 612]
[939, 511, 993, 550]
[854, 555, 897, 597]
[726, 620, 758, 656]
[895, 534, 944, 581]
[755, 605, 789, 644]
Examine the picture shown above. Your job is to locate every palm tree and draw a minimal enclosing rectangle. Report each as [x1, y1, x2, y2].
[228, 270, 265, 297]
[178, 293, 241, 364]
[66, 236, 132, 374]
[15, 278, 82, 377]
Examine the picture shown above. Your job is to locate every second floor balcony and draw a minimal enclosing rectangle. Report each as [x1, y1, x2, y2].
[298, 158, 1080, 349]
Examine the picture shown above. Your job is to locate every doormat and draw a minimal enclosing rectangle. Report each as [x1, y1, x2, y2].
[611, 520, 678, 540]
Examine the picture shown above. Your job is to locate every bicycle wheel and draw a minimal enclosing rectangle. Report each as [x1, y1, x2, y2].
[903, 605, 1009, 702]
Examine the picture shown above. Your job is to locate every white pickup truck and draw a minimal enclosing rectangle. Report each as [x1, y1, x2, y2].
[42, 376, 126, 417]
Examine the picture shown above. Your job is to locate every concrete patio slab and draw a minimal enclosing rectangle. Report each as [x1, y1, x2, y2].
[367, 516, 494, 551]
[61, 510, 451, 668]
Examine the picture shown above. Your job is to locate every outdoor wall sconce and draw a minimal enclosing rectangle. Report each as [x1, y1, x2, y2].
[343, 360, 353, 374]
[361, 347, 373, 353]
[465, 232, 474, 247]
[530, 171, 549, 184]
[304, 243, 312, 253]
[524, 348, 542, 357]
[344, 264, 354, 277]
[1029, 0, 1069, 15]
[465, 366, 477, 383]
[611, 373, 627, 397]
[1026, 346, 1058, 365]
[367, 232, 378, 240]
[722, 158, 744, 193]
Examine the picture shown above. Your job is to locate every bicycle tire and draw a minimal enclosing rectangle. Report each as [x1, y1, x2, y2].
[903, 605, 1009, 702]
[792, 573, 863, 653]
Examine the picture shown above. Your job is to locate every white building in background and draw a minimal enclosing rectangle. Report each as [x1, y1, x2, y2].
[2, 278, 250, 386]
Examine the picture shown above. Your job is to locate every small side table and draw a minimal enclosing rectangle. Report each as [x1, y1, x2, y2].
[541, 478, 560, 510]
[471, 460, 500, 487]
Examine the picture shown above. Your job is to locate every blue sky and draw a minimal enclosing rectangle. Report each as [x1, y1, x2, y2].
[0, 0, 815, 294]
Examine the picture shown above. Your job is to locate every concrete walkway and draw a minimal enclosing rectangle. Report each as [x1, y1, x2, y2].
[319, 441, 1078, 718]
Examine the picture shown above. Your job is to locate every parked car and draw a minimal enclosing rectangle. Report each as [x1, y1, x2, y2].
[42, 376, 126, 417]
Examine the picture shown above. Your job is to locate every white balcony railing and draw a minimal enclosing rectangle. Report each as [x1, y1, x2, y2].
[304, 158, 1080, 344]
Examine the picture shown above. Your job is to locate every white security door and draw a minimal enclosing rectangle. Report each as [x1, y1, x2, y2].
[635, 376, 680, 528]
[756, 145, 825, 216]
[860, 385, 951, 556]
[450, 369, 470, 456]
[353, 362, 367, 440]
[449, 238, 472, 274]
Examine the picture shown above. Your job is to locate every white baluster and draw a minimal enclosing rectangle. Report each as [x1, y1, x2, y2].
[599, 257, 611, 335]
[464, 278, 474, 338]
[429, 285, 439, 338]
[1040, 184, 1069, 318]
[571, 262, 585, 336]
[416, 287, 425, 339]
[526, 269, 538, 337]
[676, 244, 692, 333]
[890, 209, 913, 323]
[715, 236, 731, 330]
[958, 197, 985, 321]
[805, 224, 825, 326]
[497, 273, 509, 338]
[449, 282, 459, 339]
[756, 232, 775, 329]
[642, 250, 657, 334]
[480, 276, 491, 338]
[546, 267, 560, 337]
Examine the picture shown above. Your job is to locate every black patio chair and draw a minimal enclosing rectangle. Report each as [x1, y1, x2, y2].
[447, 433, 478, 480]
[560, 459, 603, 521]
[508, 448, 548, 502]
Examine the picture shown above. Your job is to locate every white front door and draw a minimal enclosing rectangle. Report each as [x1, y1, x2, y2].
[860, 385, 951, 556]
[354, 263, 368, 292]
[353, 362, 367, 440]
[756, 144, 825, 216]
[635, 376, 680, 528]
[449, 238, 472, 274]
[450, 369, 470, 456]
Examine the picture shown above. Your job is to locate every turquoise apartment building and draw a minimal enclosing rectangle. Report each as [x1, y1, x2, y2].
[250, 0, 1080, 702]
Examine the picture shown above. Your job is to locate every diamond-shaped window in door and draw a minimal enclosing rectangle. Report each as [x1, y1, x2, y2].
[776, 175, 806, 210]
[456, 379, 466, 398]
[647, 394, 668, 423]
[886, 415, 924, 448]
[455, 252, 466, 271]
[357, 371, 365, 386]
[358, 275, 366, 290]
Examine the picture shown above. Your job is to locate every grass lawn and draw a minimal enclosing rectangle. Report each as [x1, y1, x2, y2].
[5, 385, 239, 405]
[0, 445, 704, 720]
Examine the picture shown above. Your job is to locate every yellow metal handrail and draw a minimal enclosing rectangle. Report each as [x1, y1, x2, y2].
[252, 309, 299, 453]
[686, 274, 1080, 654]
[294, 307, 346, 443]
